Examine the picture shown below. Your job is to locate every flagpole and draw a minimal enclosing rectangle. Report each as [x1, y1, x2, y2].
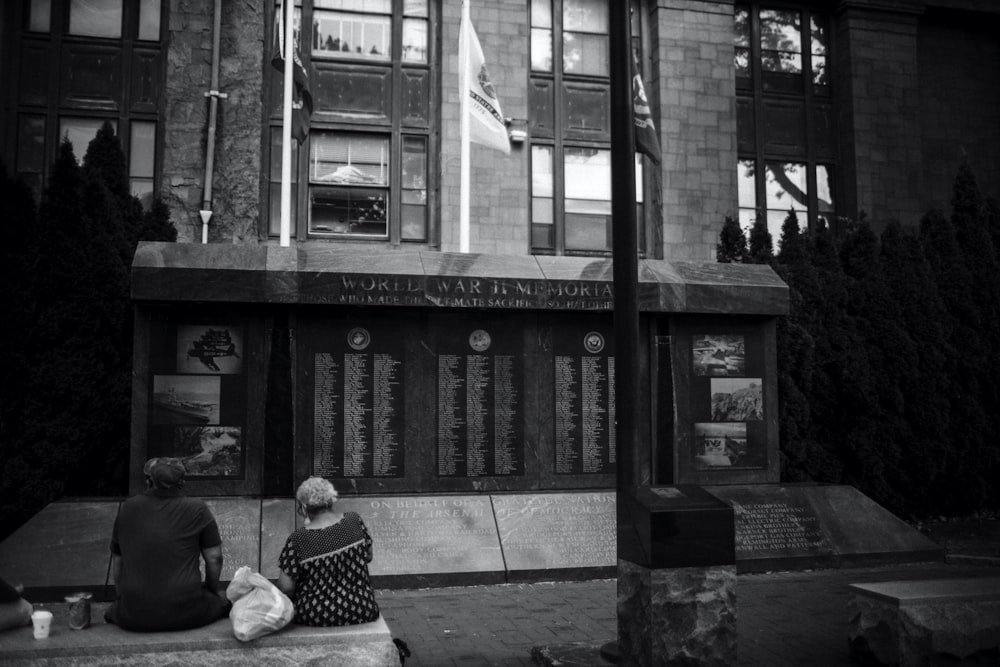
[459, 0, 471, 253]
[279, 0, 294, 247]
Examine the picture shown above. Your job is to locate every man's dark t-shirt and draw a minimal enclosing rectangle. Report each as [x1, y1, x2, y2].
[107, 487, 229, 631]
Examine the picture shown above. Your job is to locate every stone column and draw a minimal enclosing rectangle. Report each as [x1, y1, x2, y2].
[615, 486, 737, 666]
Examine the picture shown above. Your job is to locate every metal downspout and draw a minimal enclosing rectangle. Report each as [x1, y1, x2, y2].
[200, 0, 226, 243]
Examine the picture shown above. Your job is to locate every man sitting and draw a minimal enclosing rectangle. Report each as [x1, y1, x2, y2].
[0, 578, 32, 632]
[104, 458, 231, 631]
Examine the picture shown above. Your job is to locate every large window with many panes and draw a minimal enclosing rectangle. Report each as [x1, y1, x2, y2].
[735, 3, 836, 240]
[529, 0, 646, 255]
[265, 0, 433, 243]
[7, 0, 163, 206]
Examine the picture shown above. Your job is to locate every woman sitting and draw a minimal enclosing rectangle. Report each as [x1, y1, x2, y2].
[277, 477, 380, 626]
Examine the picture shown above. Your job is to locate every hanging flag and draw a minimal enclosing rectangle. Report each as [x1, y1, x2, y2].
[632, 53, 661, 165]
[460, 9, 510, 154]
[271, 0, 313, 144]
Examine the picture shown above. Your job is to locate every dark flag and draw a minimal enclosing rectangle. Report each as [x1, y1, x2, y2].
[632, 53, 661, 165]
[271, 0, 312, 144]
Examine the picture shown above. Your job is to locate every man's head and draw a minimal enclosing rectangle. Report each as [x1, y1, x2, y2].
[143, 457, 186, 489]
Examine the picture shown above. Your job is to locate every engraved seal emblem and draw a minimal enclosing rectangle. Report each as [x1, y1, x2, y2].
[347, 327, 371, 351]
[583, 331, 605, 354]
[468, 329, 492, 352]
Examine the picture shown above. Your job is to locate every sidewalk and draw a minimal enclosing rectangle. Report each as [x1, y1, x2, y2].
[376, 560, 999, 667]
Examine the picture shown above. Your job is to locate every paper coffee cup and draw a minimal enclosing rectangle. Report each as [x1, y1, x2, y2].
[31, 610, 53, 639]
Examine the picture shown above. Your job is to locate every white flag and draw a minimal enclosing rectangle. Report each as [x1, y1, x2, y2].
[460, 10, 510, 154]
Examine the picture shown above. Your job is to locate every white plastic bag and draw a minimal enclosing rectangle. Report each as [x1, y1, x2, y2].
[225, 566, 295, 641]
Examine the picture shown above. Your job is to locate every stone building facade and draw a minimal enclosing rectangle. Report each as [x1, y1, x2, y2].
[3, 0, 997, 256]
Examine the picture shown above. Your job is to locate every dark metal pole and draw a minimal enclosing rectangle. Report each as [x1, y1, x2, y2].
[611, 2, 640, 502]
[602, 4, 641, 663]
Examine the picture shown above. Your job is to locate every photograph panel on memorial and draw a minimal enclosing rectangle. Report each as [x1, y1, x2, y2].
[139, 309, 264, 495]
[666, 317, 780, 485]
[298, 314, 410, 491]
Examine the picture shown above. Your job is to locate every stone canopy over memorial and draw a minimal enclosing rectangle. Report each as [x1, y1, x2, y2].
[131, 243, 788, 315]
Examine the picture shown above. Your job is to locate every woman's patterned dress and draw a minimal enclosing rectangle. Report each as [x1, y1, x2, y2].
[278, 511, 380, 626]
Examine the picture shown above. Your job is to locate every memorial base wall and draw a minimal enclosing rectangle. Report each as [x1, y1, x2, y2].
[0, 485, 943, 601]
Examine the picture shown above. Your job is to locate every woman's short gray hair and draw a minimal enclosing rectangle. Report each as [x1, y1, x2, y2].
[295, 476, 338, 513]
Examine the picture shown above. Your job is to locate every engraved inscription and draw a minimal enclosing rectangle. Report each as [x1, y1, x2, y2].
[344, 496, 502, 576]
[732, 501, 831, 557]
[494, 493, 616, 569]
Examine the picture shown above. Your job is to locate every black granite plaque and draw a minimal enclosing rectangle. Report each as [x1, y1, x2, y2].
[494, 492, 616, 572]
[337, 495, 503, 578]
[312, 324, 405, 479]
[706, 485, 943, 569]
[553, 328, 616, 475]
[435, 323, 524, 477]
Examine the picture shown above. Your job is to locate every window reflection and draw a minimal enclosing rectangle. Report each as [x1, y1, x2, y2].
[531, 0, 554, 72]
[531, 146, 554, 249]
[60, 117, 117, 164]
[810, 15, 828, 87]
[69, 0, 123, 38]
[402, 18, 428, 63]
[130, 121, 156, 208]
[139, 0, 161, 41]
[737, 158, 756, 227]
[564, 148, 611, 251]
[734, 5, 750, 79]
[28, 0, 51, 32]
[313, 11, 390, 59]
[401, 136, 427, 241]
[562, 0, 608, 76]
[764, 161, 806, 239]
[309, 133, 389, 237]
[759, 8, 801, 75]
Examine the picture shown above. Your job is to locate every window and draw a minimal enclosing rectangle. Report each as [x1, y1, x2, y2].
[529, 0, 647, 255]
[266, 0, 433, 243]
[10, 1, 164, 204]
[735, 3, 836, 241]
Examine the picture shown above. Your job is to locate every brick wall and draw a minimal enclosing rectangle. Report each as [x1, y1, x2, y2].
[162, 0, 264, 243]
[652, 0, 738, 261]
[918, 10, 1000, 211]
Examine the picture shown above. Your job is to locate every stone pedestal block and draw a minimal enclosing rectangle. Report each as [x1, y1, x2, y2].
[617, 560, 736, 667]
[848, 578, 1000, 666]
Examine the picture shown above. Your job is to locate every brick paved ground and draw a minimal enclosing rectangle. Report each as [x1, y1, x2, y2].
[377, 561, 998, 667]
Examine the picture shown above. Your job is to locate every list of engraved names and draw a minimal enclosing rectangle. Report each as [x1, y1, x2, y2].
[313, 345, 404, 478]
[437, 352, 523, 477]
[554, 354, 615, 474]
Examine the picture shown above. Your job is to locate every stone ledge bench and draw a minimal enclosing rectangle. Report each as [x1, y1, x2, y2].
[847, 577, 1000, 666]
[0, 602, 400, 666]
